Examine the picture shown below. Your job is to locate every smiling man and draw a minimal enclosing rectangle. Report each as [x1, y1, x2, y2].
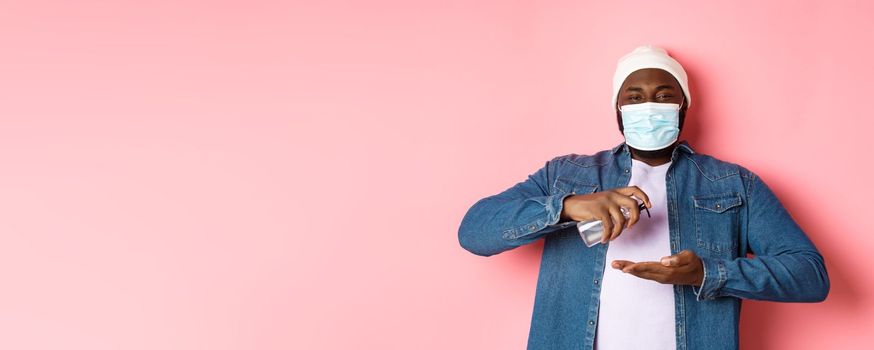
[457, 45, 829, 350]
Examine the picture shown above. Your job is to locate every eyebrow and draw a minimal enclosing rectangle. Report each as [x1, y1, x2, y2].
[625, 85, 676, 92]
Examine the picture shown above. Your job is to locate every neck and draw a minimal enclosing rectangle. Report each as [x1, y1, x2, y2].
[629, 142, 677, 166]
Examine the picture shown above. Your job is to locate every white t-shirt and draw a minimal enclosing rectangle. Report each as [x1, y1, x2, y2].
[594, 158, 676, 350]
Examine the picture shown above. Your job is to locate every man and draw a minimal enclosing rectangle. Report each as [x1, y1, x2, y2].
[457, 45, 829, 350]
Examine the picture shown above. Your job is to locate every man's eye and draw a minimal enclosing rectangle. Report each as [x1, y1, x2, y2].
[657, 95, 672, 99]
[629, 95, 642, 101]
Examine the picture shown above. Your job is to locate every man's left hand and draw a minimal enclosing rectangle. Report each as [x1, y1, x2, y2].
[611, 249, 704, 286]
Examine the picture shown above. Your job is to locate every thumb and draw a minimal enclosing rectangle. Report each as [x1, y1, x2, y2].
[612, 260, 633, 269]
[660, 256, 677, 266]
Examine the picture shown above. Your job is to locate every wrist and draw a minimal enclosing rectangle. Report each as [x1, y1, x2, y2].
[560, 195, 575, 221]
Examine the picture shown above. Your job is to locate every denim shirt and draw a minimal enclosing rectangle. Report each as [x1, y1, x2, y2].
[457, 140, 829, 350]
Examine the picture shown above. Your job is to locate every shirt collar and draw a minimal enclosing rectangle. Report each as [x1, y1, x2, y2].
[611, 140, 696, 155]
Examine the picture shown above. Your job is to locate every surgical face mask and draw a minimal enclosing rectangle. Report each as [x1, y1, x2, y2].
[619, 101, 682, 151]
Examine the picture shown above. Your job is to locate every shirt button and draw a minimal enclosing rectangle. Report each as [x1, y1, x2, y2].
[624, 168, 629, 173]
[589, 320, 595, 325]
[594, 279, 599, 284]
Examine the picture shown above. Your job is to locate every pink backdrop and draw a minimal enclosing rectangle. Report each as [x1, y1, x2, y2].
[1, 0, 872, 349]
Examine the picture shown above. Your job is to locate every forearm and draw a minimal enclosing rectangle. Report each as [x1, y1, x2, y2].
[693, 250, 829, 302]
[458, 192, 576, 257]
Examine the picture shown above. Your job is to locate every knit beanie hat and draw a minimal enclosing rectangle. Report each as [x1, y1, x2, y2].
[612, 45, 691, 109]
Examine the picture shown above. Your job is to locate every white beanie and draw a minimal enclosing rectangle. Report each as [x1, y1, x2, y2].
[611, 45, 691, 109]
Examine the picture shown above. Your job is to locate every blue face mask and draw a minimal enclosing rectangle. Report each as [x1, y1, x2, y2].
[619, 101, 682, 151]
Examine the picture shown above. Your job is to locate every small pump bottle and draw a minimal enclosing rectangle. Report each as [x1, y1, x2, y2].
[577, 203, 650, 247]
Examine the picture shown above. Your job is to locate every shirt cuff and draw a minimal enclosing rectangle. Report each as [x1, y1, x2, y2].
[692, 256, 727, 301]
[505, 193, 577, 240]
[546, 192, 575, 226]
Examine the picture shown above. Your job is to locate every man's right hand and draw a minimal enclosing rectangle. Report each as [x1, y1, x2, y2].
[559, 186, 652, 244]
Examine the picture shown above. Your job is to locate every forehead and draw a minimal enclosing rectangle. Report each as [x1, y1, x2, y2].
[620, 68, 680, 89]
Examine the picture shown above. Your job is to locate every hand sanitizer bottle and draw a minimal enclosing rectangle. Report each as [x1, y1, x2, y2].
[577, 203, 650, 247]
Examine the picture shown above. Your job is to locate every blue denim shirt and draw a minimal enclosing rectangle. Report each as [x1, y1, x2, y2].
[457, 140, 829, 350]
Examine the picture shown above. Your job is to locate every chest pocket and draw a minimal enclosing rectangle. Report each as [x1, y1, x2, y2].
[692, 192, 742, 255]
[550, 177, 599, 239]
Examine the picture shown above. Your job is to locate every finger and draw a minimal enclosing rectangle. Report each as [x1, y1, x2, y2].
[611, 260, 634, 270]
[623, 263, 674, 283]
[614, 185, 652, 208]
[660, 255, 680, 266]
[623, 262, 673, 275]
[607, 205, 625, 241]
[611, 194, 640, 229]
[625, 269, 669, 284]
[599, 211, 613, 244]
[661, 250, 695, 267]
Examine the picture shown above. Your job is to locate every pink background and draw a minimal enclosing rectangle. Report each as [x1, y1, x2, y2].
[1, 0, 872, 349]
